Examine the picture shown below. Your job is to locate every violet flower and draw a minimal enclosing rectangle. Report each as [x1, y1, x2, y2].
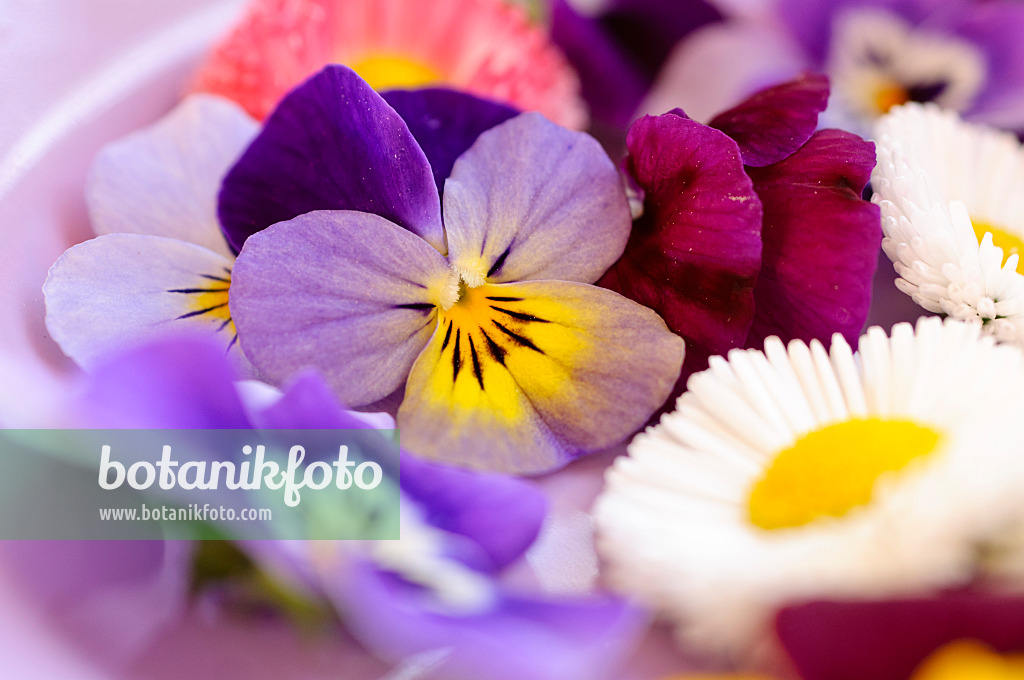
[221, 65, 684, 474]
[35, 333, 644, 680]
[646, 0, 1024, 133]
[600, 74, 882, 385]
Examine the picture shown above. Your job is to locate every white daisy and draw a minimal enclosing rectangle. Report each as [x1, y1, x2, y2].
[872, 102, 1024, 344]
[594, 317, 1024, 661]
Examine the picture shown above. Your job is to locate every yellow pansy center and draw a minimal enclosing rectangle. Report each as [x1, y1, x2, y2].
[350, 54, 441, 91]
[973, 219, 1024, 272]
[170, 268, 236, 339]
[747, 418, 942, 530]
[874, 82, 911, 114]
[913, 641, 1024, 680]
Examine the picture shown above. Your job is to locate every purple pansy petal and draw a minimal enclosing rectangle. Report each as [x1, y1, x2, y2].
[218, 66, 444, 253]
[397, 280, 683, 474]
[87, 94, 257, 259]
[600, 113, 763, 359]
[549, 0, 650, 134]
[43, 234, 247, 372]
[949, 2, 1024, 129]
[401, 454, 546, 572]
[329, 560, 645, 680]
[70, 333, 252, 429]
[381, 89, 519, 197]
[745, 129, 881, 348]
[443, 113, 632, 286]
[639, 22, 807, 123]
[709, 73, 830, 167]
[230, 210, 451, 407]
[777, 594, 1024, 680]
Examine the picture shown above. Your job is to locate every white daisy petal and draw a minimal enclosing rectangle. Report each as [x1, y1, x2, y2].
[86, 94, 258, 258]
[595, 317, 1024, 660]
[43, 233, 249, 372]
[873, 103, 1024, 343]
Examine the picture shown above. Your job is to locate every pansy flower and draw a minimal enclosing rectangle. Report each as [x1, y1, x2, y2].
[873, 103, 1024, 344]
[42, 95, 259, 372]
[62, 333, 646, 680]
[191, 0, 586, 128]
[596, 317, 1024, 659]
[600, 73, 880, 389]
[221, 65, 684, 474]
[644, 0, 1024, 134]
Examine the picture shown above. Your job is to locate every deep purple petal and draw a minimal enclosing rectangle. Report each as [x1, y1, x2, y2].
[249, 371, 372, 431]
[329, 561, 645, 680]
[745, 129, 881, 348]
[400, 454, 547, 572]
[443, 113, 632, 285]
[380, 88, 519, 197]
[600, 113, 763, 359]
[72, 334, 251, 429]
[218, 65, 444, 253]
[777, 593, 1024, 680]
[549, 0, 650, 136]
[709, 73, 829, 167]
[230, 210, 450, 407]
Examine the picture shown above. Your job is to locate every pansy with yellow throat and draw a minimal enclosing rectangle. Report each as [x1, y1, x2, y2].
[595, 317, 1024, 659]
[873, 103, 1024, 344]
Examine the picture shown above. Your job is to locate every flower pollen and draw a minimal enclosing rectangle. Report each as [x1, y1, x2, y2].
[973, 220, 1024, 272]
[350, 54, 441, 91]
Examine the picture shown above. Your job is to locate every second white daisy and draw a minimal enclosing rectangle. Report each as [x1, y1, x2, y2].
[872, 102, 1024, 343]
[595, 317, 1024, 661]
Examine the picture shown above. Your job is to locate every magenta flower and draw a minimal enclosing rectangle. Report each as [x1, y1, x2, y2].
[600, 74, 881, 382]
[221, 66, 684, 474]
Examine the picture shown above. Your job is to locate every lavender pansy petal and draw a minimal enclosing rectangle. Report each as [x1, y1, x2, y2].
[381, 89, 519, 196]
[230, 210, 451, 407]
[71, 334, 251, 429]
[777, 595, 1024, 680]
[397, 280, 683, 474]
[218, 66, 444, 253]
[0, 541, 193, 663]
[401, 454, 546, 572]
[709, 73, 829, 167]
[329, 561, 645, 680]
[745, 129, 880, 348]
[600, 113, 763, 358]
[443, 113, 632, 285]
[87, 94, 257, 258]
[43, 234, 247, 372]
[949, 2, 1024, 128]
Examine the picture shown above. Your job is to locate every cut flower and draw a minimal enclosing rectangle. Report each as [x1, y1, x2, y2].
[596, 317, 1024, 659]
[224, 66, 684, 474]
[873, 102, 1024, 343]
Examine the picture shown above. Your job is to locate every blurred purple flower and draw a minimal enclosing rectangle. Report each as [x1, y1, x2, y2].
[646, 0, 1024, 133]
[9, 333, 643, 680]
[600, 74, 881, 394]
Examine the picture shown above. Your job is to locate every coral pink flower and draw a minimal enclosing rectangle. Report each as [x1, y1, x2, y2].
[191, 0, 586, 128]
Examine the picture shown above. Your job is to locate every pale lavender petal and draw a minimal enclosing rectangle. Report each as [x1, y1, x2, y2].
[230, 210, 451, 406]
[87, 94, 257, 259]
[443, 113, 631, 286]
[218, 66, 444, 253]
[43, 234, 248, 373]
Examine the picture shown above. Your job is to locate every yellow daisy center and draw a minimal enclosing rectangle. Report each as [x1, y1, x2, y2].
[350, 54, 441, 91]
[747, 418, 942, 530]
[913, 641, 1024, 680]
[973, 219, 1024, 272]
